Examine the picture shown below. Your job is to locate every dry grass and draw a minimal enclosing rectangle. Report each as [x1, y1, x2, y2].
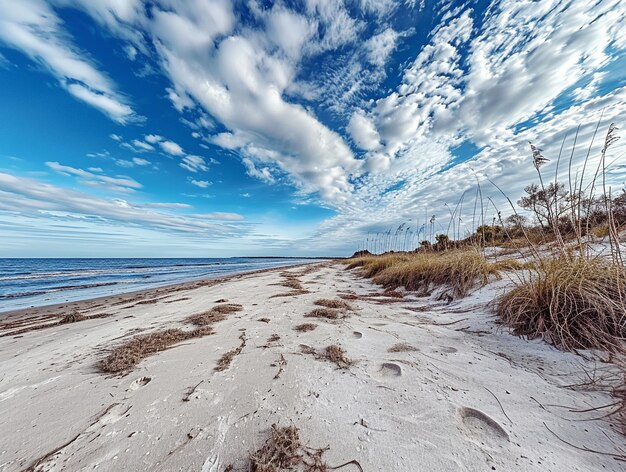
[313, 298, 352, 310]
[185, 303, 242, 326]
[350, 250, 503, 299]
[281, 278, 304, 290]
[59, 311, 87, 324]
[99, 327, 213, 373]
[249, 424, 328, 472]
[1, 311, 113, 338]
[300, 344, 352, 369]
[304, 308, 343, 320]
[215, 332, 247, 372]
[388, 342, 418, 352]
[498, 257, 626, 354]
[270, 289, 311, 298]
[324, 345, 352, 368]
[267, 334, 281, 343]
[294, 323, 317, 332]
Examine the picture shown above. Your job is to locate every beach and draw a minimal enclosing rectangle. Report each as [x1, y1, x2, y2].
[0, 262, 623, 471]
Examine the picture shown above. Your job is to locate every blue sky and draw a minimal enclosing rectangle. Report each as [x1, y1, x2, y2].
[0, 0, 625, 257]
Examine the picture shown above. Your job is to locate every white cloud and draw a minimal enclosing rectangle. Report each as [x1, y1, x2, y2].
[0, 172, 247, 237]
[304, 0, 361, 52]
[242, 157, 275, 184]
[159, 140, 185, 156]
[46, 161, 142, 192]
[144, 134, 163, 144]
[189, 178, 211, 188]
[347, 111, 381, 150]
[265, 7, 315, 59]
[124, 45, 137, 61]
[365, 28, 399, 66]
[0, 0, 137, 123]
[192, 212, 244, 221]
[132, 157, 150, 166]
[131, 139, 154, 151]
[180, 155, 208, 173]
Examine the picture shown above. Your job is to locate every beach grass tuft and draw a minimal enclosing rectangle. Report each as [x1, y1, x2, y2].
[497, 257, 626, 354]
[304, 308, 343, 320]
[185, 303, 242, 326]
[313, 298, 352, 310]
[348, 250, 504, 299]
[294, 323, 318, 332]
[99, 327, 213, 373]
[388, 343, 418, 352]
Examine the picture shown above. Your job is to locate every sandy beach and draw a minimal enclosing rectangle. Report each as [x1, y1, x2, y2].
[1, 262, 624, 471]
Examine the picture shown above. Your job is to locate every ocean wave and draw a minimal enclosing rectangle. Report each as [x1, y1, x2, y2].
[0, 281, 118, 299]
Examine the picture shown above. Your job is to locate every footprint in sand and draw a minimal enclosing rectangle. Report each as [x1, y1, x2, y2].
[98, 403, 132, 426]
[127, 376, 151, 392]
[352, 331, 363, 339]
[437, 346, 457, 354]
[378, 362, 402, 377]
[459, 407, 509, 446]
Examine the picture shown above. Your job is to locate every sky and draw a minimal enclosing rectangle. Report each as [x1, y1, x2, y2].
[0, 0, 625, 257]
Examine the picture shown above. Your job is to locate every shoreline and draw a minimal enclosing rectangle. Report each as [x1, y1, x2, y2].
[0, 262, 623, 471]
[0, 261, 323, 321]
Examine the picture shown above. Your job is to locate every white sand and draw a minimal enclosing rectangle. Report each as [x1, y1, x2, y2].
[0, 263, 624, 471]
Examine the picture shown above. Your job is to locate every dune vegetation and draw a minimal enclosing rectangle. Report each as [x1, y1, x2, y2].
[347, 123, 626, 356]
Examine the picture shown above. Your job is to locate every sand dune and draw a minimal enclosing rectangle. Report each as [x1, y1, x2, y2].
[0, 263, 624, 471]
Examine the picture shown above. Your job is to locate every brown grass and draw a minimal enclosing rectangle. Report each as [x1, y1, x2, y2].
[249, 424, 328, 472]
[281, 278, 304, 290]
[215, 332, 247, 371]
[388, 342, 418, 352]
[349, 250, 504, 299]
[185, 303, 242, 326]
[498, 257, 626, 354]
[59, 311, 87, 324]
[294, 323, 317, 332]
[270, 288, 311, 298]
[313, 298, 352, 310]
[324, 345, 352, 368]
[99, 327, 213, 373]
[304, 308, 343, 320]
[300, 344, 352, 369]
[1, 311, 113, 338]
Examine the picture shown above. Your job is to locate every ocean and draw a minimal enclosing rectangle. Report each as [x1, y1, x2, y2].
[0, 258, 321, 313]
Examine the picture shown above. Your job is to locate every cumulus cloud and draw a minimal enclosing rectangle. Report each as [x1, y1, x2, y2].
[364, 28, 399, 66]
[347, 111, 381, 150]
[159, 140, 185, 156]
